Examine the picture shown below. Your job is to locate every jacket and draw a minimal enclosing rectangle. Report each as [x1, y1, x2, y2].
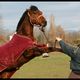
[59, 40, 80, 72]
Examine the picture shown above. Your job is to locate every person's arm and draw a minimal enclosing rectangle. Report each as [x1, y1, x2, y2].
[56, 37, 76, 58]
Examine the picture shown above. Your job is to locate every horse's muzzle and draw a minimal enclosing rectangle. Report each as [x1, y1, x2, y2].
[42, 21, 47, 27]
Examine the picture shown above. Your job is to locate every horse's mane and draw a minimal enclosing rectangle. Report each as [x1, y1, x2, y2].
[16, 10, 28, 32]
[16, 5, 39, 32]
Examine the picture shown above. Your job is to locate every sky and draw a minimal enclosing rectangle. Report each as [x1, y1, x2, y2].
[0, 1, 80, 33]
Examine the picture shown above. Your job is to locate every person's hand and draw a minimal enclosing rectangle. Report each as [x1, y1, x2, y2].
[56, 37, 62, 42]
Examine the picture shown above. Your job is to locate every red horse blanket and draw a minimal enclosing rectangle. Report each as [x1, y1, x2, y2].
[0, 34, 34, 72]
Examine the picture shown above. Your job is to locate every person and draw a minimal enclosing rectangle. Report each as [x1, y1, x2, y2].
[55, 37, 80, 78]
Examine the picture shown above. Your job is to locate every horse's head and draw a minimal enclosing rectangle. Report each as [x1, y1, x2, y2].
[27, 5, 47, 28]
[16, 5, 47, 40]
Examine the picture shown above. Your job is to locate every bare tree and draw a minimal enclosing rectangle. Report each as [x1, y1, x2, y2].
[48, 15, 56, 42]
[56, 25, 65, 41]
[33, 27, 46, 44]
[0, 15, 8, 43]
[0, 15, 4, 35]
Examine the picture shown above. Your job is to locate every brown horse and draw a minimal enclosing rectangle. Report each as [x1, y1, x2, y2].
[0, 5, 57, 78]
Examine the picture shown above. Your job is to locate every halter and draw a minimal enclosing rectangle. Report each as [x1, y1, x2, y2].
[28, 11, 54, 47]
[39, 26, 57, 48]
[27, 11, 43, 26]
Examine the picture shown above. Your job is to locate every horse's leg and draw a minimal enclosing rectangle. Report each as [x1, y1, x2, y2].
[0, 71, 16, 78]
[0, 55, 26, 78]
[1, 56, 27, 78]
[69, 71, 80, 78]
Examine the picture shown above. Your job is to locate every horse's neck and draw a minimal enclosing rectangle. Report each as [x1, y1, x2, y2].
[17, 21, 35, 41]
[26, 25, 35, 41]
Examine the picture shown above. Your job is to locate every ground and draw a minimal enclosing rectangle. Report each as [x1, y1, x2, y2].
[11, 52, 71, 78]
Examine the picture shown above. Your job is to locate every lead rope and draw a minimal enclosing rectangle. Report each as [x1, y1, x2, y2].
[39, 28, 50, 57]
[54, 39, 57, 48]
[39, 28, 57, 48]
[39, 28, 50, 45]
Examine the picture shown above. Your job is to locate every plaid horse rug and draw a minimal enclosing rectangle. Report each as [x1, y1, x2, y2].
[0, 34, 34, 72]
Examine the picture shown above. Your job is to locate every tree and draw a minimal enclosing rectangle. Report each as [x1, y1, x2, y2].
[48, 15, 56, 42]
[33, 27, 46, 44]
[0, 15, 4, 35]
[56, 25, 65, 41]
[0, 15, 8, 43]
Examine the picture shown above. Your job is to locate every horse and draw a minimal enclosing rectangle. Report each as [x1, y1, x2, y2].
[0, 5, 57, 78]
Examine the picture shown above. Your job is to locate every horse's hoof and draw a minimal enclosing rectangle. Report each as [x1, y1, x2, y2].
[42, 53, 49, 58]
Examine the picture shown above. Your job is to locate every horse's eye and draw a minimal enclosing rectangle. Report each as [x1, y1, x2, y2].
[33, 11, 36, 14]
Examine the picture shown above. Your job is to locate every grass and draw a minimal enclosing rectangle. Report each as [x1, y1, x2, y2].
[11, 52, 71, 78]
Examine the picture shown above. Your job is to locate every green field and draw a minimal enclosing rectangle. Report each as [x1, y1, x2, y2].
[12, 52, 71, 79]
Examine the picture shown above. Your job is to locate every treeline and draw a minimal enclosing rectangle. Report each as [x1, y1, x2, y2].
[0, 15, 80, 46]
[0, 15, 9, 44]
[34, 15, 80, 46]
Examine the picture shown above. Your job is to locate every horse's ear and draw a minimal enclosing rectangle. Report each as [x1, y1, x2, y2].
[25, 9, 30, 15]
[27, 9, 31, 14]
[29, 5, 38, 11]
[26, 9, 29, 12]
